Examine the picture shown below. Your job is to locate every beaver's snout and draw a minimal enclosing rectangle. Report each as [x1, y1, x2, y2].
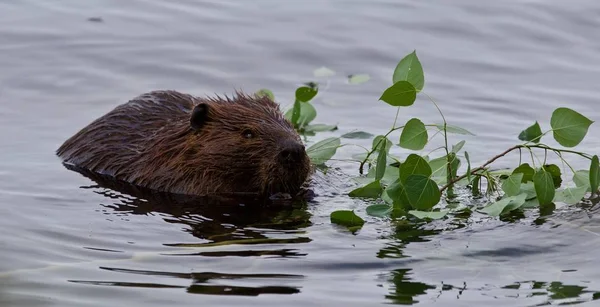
[278, 141, 307, 167]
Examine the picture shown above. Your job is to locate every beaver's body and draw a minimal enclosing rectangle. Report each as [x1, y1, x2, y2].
[56, 90, 312, 198]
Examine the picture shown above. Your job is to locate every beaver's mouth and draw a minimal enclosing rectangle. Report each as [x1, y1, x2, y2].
[264, 163, 310, 197]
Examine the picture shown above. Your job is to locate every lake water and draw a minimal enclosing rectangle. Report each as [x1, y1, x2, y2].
[2, 0, 600, 306]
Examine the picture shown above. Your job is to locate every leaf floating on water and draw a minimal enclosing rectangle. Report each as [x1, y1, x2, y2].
[313, 66, 336, 78]
[553, 186, 588, 205]
[347, 74, 371, 84]
[348, 180, 382, 199]
[366, 204, 392, 217]
[330, 210, 365, 229]
[479, 193, 527, 216]
[341, 131, 374, 139]
[573, 169, 591, 191]
[303, 124, 338, 132]
[408, 210, 448, 220]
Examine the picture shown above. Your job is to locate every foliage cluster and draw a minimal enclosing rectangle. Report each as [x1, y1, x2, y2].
[255, 51, 599, 229]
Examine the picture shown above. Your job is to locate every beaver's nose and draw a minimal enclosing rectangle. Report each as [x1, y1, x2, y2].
[279, 142, 306, 165]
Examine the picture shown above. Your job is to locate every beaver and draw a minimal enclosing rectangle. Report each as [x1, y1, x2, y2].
[56, 90, 313, 199]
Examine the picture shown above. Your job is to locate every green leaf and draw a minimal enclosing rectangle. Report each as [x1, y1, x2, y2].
[519, 182, 538, 200]
[408, 210, 449, 220]
[399, 118, 428, 150]
[381, 188, 394, 205]
[533, 169, 556, 205]
[303, 124, 338, 132]
[451, 140, 465, 154]
[306, 137, 341, 165]
[553, 186, 588, 205]
[285, 100, 317, 127]
[295, 86, 318, 102]
[480, 197, 512, 217]
[465, 151, 472, 183]
[447, 152, 460, 180]
[385, 179, 411, 210]
[330, 210, 365, 228]
[399, 154, 432, 183]
[503, 193, 528, 213]
[348, 74, 370, 84]
[379, 81, 417, 107]
[471, 175, 481, 196]
[255, 88, 275, 101]
[392, 50, 425, 91]
[550, 107, 594, 147]
[366, 204, 392, 217]
[591, 155, 600, 194]
[522, 198, 539, 209]
[573, 169, 591, 190]
[542, 164, 562, 188]
[479, 193, 527, 216]
[518, 121, 543, 143]
[404, 174, 441, 210]
[513, 163, 535, 183]
[313, 66, 336, 78]
[367, 165, 400, 186]
[501, 173, 524, 197]
[372, 135, 392, 153]
[348, 180, 383, 199]
[428, 155, 449, 185]
[341, 131, 374, 139]
[289, 100, 301, 126]
[375, 139, 389, 181]
[435, 124, 476, 136]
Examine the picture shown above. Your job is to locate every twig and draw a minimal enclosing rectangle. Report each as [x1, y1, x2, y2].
[440, 145, 521, 192]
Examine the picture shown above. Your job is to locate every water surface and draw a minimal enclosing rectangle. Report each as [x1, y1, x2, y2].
[1, 1, 600, 306]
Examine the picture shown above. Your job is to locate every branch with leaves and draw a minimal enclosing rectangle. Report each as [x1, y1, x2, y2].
[256, 50, 600, 229]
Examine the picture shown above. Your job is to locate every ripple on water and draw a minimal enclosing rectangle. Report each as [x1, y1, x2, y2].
[2, 0, 600, 306]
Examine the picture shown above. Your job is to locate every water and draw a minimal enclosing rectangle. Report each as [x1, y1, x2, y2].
[1, 0, 600, 306]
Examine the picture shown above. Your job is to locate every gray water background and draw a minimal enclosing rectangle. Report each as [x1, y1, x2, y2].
[1, 1, 600, 306]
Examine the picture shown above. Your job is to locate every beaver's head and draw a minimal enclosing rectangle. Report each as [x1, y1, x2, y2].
[187, 93, 312, 197]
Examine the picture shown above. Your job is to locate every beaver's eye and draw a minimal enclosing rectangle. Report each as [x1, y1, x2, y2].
[242, 129, 255, 139]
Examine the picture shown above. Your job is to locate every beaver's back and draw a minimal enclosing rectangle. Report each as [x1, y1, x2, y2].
[57, 90, 197, 177]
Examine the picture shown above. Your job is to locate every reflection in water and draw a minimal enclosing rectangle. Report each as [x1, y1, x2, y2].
[385, 268, 437, 305]
[69, 163, 313, 244]
[64, 163, 311, 296]
[501, 281, 600, 305]
[70, 267, 303, 296]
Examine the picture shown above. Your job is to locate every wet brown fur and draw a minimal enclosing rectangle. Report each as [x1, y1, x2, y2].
[56, 90, 313, 198]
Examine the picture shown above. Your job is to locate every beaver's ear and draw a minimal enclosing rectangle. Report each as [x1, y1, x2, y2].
[190, 103, 209, 131]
